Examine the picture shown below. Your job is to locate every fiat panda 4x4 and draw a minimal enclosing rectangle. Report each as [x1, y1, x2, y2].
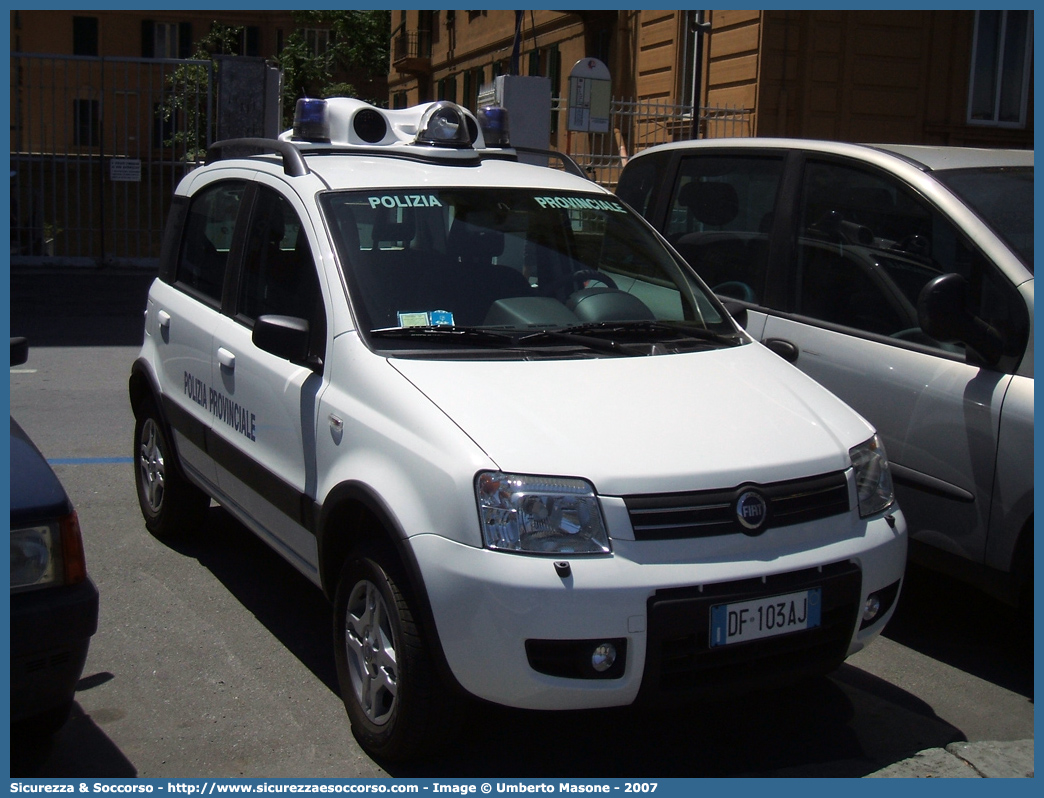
[129, 98, 907, 761]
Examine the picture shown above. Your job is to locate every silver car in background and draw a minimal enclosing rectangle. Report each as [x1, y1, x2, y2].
[617, 140, 1033, 611]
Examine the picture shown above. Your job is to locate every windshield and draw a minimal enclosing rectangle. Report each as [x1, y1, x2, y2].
[320, 188, 738, 356]
[935, 166, 1033, 272]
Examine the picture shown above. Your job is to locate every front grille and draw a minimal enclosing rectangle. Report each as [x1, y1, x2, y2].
[636, 561, 862, 704]
[624, 471, 850, 540]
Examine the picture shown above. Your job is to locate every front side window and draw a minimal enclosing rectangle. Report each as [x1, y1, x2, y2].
[176, 182, 246, 304]
[663, 155, 785, 304]
[320, 188, 739, 358]
[789, 160, 1028, 363]
[238, 187, 325, 362]
[968, 10, 1033, 127]
[934, 166, 1034, 271]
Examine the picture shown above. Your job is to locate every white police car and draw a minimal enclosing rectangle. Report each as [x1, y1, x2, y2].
[129, 97, 907, 761]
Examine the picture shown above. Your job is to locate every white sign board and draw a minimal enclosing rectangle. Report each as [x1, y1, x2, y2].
[567, 58, 611, 133]
[109, 158, 142, 182]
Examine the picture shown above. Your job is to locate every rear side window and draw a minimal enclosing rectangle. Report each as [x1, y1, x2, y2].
[664, 155, 785, 304]
[175, 182, 246, 304]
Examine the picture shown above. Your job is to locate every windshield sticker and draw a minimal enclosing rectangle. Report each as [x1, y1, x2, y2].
[534, 196, 627, 213]
[396, 309, 455, 327]
[367, 194, 443, 209]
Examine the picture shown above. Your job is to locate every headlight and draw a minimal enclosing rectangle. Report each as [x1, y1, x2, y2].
[10, 524, 61, 591]
[476, 472, 611, 555]
[850, 434, 895, 518]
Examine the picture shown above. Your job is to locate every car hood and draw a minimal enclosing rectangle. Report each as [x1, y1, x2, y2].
[9, 416, 72, 528]
[390, 343, 875, 496]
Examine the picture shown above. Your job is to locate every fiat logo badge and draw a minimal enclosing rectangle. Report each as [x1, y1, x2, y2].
[736, 490, 769, 533]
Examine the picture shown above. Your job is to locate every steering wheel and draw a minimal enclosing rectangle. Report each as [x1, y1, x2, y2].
[547, 269, 618, 297]
[713, 280, 756, 303]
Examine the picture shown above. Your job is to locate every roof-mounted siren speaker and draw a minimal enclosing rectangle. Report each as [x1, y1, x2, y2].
[292, 98, 330, 143]
[352, 107, 389, 144]
[415, 102, 477, 149]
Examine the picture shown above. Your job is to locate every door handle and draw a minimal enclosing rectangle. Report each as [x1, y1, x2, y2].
[763, 338, 799, 363]
[217, 347, 236, 370]
[157, 310, 171, 329]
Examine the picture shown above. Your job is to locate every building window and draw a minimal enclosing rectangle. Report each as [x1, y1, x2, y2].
[73, 16, 99, 56]
[142, 21, 191, 58]
[242, 26, 260, 57]
[437, 76, 457, 103]
[303, 28, 331, 57]
[968, 10, 1033, 127]
[155, 23, 180, 59]
[528, 50, 541, 77]
[460, 68, 486, 111]
[73, 99, 100, 147]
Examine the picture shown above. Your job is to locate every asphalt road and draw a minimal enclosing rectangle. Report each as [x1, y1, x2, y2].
[7, 269, 1034, 778]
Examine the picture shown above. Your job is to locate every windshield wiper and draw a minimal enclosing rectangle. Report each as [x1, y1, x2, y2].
[555, 320, 743, 346]
[370, 321, 742, 356]
[370, 325, 518, 346]
[515, 328, 643, 356]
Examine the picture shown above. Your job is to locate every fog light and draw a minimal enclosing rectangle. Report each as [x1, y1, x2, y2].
[859, 580, 901, 630]
[526, 638, 626, 679]
[591, 643, 617, 673]
[862, 594, 882, 623]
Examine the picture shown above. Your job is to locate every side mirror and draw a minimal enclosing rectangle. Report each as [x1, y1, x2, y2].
[10, 337, 28, 367]
[917, 273, 1003, 366]
[252, 315, 313, 368]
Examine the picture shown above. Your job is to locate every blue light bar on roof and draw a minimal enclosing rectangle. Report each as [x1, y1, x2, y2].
[293, 98, 331, 143]
[477, 104, 510, 148]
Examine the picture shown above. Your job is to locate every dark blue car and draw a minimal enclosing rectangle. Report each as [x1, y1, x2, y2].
[10, 337, 99, 735]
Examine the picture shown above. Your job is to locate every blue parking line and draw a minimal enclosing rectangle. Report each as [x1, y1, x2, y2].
[48, 457, 134, 465]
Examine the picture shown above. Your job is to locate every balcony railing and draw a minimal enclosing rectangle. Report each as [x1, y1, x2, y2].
[392, 30, 432, 74]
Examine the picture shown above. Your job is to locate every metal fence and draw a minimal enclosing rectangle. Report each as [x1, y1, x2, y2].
[9, 56, 750, 265]
[10, 53, 212, 267]
[554, 97, 752, 189]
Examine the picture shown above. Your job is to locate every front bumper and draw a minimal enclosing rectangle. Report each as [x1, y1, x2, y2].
[410, 511, 906, 710]
[10, 578, 99, 723]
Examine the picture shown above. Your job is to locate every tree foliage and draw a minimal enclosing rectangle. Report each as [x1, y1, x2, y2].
[278, 11, 391, 119]
[160, 13, 390, 158]
[160, 23, 243, 161]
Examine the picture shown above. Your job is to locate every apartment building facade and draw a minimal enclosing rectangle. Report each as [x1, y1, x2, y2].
[388, 9, 1033, 151]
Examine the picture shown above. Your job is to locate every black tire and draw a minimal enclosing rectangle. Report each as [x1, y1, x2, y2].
[133, 397, 209, 540]
[333, 549, 449, 762]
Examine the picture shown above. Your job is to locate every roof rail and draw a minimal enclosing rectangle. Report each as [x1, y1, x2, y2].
[205, 138, 310, 177]
[513, 147, 589, 180]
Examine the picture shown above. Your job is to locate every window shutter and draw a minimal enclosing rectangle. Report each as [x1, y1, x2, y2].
[141, 20, 155, 58]
[178, 22, 192, 58]
[245, 26, 260, 57]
